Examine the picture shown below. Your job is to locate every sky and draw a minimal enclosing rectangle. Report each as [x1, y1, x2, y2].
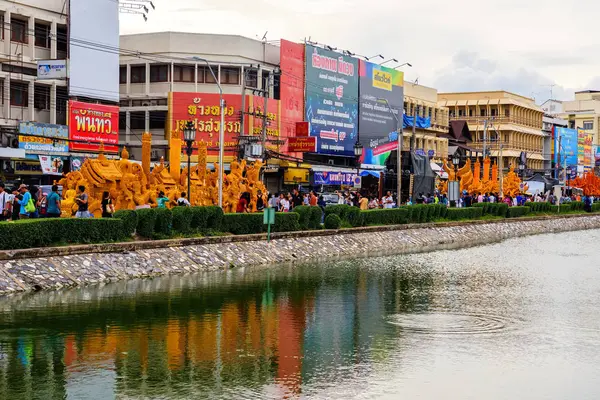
[119, 0, 600, 103]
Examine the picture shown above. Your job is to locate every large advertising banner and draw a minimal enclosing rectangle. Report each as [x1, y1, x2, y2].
[577, 129, 585, 167]
[280, 40, 305, 156]
[68, 101, 119, 153]
[168, 92, 281, 157]
[305, 45, 358, 156]
[358, 60, 404, 166]
[584, 132, 593, 168]
[554, 127, 578, 168]
[18, 122, 69, 154]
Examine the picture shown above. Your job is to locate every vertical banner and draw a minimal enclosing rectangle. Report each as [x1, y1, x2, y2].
[577, 128, 585, 168]
[280, 40, 305, 156]
[305, 45, 359, 156]
[584, 132, 593, 168]
[554, 127, 578, 169]
[358, 60, 404, 167]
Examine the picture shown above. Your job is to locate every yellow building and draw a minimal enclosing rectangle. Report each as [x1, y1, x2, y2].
[560, 90, 600, 146]
[403, 83, 450, 161]
[438, 91, 545, 170]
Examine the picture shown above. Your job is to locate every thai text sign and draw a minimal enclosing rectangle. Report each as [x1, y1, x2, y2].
[305, 45, 358, 156]
[18, 122, 69, 154]
[288, 137, 317, 153]
[314, 171, 358, 185]
[68, 101, 119, 152]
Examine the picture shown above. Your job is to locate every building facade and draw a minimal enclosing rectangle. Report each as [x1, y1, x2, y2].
[119, 32, 281, 162]
[438, 91, 546, 171]
[560, 90, 600, 147]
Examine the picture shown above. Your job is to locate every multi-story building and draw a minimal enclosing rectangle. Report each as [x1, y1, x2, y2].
[438, 91, 546, 171]
[403, 82, 449, 161]
[119, 32, 281, 162]
[560, 90, 600, 146]
[0, 0, 68, 133]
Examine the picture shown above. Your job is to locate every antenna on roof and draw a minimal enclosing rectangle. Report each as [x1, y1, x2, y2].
[261, 31, 268, 42]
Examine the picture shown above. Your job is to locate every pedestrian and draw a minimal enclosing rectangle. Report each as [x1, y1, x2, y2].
[101, 191, 114, 218]
[177, 192, 191, 206]
[291, 188, 303, 209]
[256, 191, 265, 211]
[303, 193, 310, 205]
[382, 191, 394, 209]
[11, 187, 20, 221]
[16, 184, 34, 219]
[75, 185, 91, 218]
[157, 191, 169, 208]
[236, 192, 250, 213]
[309, 190, 318, 206]
[29, 185, 40, 218]
[0, 183, 10, 221]
[336, 191, 345, 205]
[45, 185, 62, 218]
[279, 193, 290, 212]
[359, 194, 368, 210]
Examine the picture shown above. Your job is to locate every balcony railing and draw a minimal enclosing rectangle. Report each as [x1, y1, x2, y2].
[449, 115, 541, 129]
[470, 140, 543, 154]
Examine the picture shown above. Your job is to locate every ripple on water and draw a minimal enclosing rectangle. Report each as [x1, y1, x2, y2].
[387, 311, 514, 335]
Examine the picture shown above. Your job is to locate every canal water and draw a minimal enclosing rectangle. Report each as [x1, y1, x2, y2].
[1, 230, 600, 400]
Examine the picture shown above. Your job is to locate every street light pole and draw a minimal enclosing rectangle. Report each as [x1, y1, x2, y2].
[379, 98, 402, 204]
[183, 121, 196, 203]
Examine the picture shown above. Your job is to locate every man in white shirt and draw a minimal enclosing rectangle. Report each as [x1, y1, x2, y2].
[177, 192, 191, 207]
[0, 183, 11, 221]
[382, 191, 395, 209]
[489, 194, 496, 203]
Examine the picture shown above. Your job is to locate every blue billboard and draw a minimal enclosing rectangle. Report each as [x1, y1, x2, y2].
[554, 127, 578, 168]
[305, 45, 359, 156]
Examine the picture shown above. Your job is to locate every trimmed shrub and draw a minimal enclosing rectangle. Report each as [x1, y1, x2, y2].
[401, 206, 414, 222]
[0, 218, 127, 250]
[528, 202, 551, 213]
[324, 214, 342, 229]
[346, 207, 364, 227]
[190, 206, 209, 230]
[172, 206, 194, 233]
[205, 206, 224, 230]
[153, 208, 173, 237]
[361, 208, 409, 226]
[272, 213, 300, 232]
[592, 203, 600, 212]
[507, 206, 531, 218]
[496, 203, 509, 217]
[309, 206, 323, 229]
[292, 205, 312, 230]
[445, 208, 477, 221]
[324, 205, 351, 221]
[570, 201, 584, 211]
[438, 204, 448, 219]
[222, 213, 263, 235]
[114, 209, 138, 236]
[559, 204, 571, 213]
[136, 208, 157, 238]
[470, 207, 484, 219]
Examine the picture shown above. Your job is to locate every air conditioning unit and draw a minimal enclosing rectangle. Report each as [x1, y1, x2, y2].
[0, 133, 18, 148]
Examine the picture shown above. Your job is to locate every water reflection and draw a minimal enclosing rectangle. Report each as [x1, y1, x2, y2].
[0, 229, 600, 399]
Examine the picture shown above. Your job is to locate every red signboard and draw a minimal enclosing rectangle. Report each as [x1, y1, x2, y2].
[295, 121, 309, 137]
[288, 137, 316, 153]
[68, 101, 119, 152]
[280, 40, 306, 156]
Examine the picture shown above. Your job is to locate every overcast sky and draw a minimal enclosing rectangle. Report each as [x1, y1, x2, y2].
[120, 0, 600, 103]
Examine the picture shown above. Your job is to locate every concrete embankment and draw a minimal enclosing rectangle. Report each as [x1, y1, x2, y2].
[0, 214, 599, 296]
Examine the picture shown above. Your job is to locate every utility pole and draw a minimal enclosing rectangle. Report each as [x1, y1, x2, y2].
[240, 67, 247, 138]
[261, 71, 271, 162]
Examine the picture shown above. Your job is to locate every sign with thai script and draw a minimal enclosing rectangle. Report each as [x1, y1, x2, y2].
[37, 59, 67, 79]
[314, 171, 358, 186]
[68, 100, 119, 152]
[19, 121, 68, 139]
[288, 137, 317, 152]
[305, 45, 359, 156]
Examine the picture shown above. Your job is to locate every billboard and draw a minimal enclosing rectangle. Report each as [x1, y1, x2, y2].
[37, 60, 67, 80]
[280, 40, 305, 156]
[68, 101, 119, 153]
[584, 132, 593, 168]
[167, 93, 281, 158]
[38, 155, 65, 176]
[554, 127, 578, 168]
[358, 60, 404, 166]
[314, 171, 358, 186]
[577, 129, 585, 167]
[69, 0, 119, 102]
[305, 45, 359, 156]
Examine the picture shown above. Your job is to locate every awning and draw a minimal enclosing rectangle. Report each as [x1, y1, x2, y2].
[360, 170, 382, 178]
[0, 148, 26, 159]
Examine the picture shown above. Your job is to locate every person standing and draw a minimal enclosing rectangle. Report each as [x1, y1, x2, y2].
[177, 192, 191, 207]
[359, 194, 369, 210]
[291, 188, 303, 209]
[101, 191, 114, 218]
[45, 185, 62, 218]
[309, 190, 318, 206]
[157, 191, 169, 208]
[279, 193, 290, 212]
[256, 191, 265, 212]
[236, 192, 249, 213]
[75, 185, 91, 218]
[0, 183, 10, 221]
[16, 184, 32, 219]
[382, 191, 394, 209]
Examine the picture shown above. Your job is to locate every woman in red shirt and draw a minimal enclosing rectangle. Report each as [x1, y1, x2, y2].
[236, 192, 250, 213]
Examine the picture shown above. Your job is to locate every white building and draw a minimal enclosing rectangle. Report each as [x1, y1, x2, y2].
[0, 0, 68, 130]
[119, 32, 281, 161]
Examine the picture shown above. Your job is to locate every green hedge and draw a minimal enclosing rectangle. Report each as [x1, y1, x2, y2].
[0, 218, 127, 250]
[154, 208, 173, 237]
[293, 205, 312, 230]
[507, 206, 531, 218]
[324, 205, 351, 221]
[346, 207, 364, 227]
[222, 213, 263, 235]
[593, 203, 600, 212]
[135, 208, 157, 238]
[324, 214, 341, 229]
[362, 208, 410, 226]
[528, 202, 551, 213]
[113, 210, 138, 236]
[446, 207, 483, 221]
[172, 207, 194, 233]
[570, 201, 584, 211]
[272, 213, 300, 232]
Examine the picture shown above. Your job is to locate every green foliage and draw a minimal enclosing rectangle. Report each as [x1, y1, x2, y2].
[0, 218, 127, 250]
[495, 203, 509, 217]
[153, 208, 173, 237]
[361, 208, 409, 226]
[222, 213, 263, 235]
[446, 207, 483, 220]
[408, 205, 422, 223]
[400, 206, 414, 222]
[324, 205, 351, 221]
[272, 213, 300, 232]
[205, 206, 224, 230]
[188, 206, 224, 232]
[346, 207, 364, 227]
[471, 207, 484, 218]
[570, 201, 584, 211]
[309, 206, 323, 229]
[592, 203, 600, 212]
[324, 214, 342, 229]
[528, 202, 551, 213]
[507, 206, 531, 218]
[135, 208, 157, 238]
[559, 204, 571, 213]
[292, 205, 312, 230]
[113, 210, 138, 236]
[171, 207, 194, 233]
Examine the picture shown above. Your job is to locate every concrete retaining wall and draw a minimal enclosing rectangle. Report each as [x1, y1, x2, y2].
[1, 214, 599, 296]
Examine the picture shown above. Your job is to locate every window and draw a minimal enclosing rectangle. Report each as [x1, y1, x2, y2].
[149, 111, 167, 129]
[0, 15, 4, 40]
[0, 80, 4, 104]
[150, 64, 169, 82]
[34, 23, 50, 48]
[505, 109, 510, 117]
[11, 18, 27, 43]
[583, 120, 593, 130]
[199, 66, 217, 83]
[34, 85, 50, 110]
[458, 109, 464, 117]
[57, 25, 68, 52]
[221, 67, 240, 85]
[1, 64, 37, 76]
[480, 109, 487, 117]
[130, 112, 145, 129]
[261, 70, 270, 89]
[10, 81, 28, 106]
[119, 66, 127, 84]
[173, 65, 194, 82]
[56, 87, 67, 114]
[469, 108, 474, 117]
[274, 73, 280, 100]
[491, 108, 497, 116]
[130, 65, 146, 84]
[245, 68, 258, 88]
